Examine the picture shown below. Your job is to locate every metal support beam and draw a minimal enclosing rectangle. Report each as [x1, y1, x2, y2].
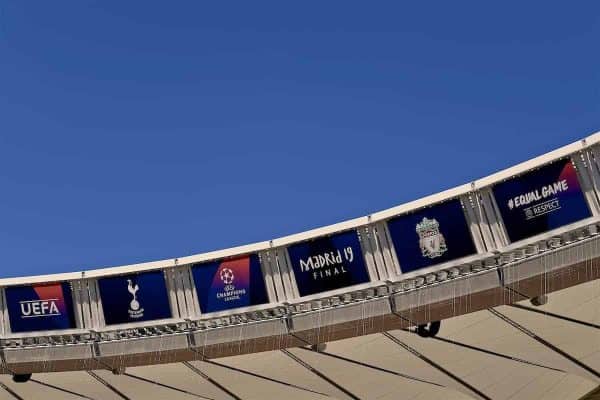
[382, 332, 492, 400]
[430, 336, 564, 372]
[296, 346, 444, 387]
[31, 378, 95, 400]
[123, 372, 216, 400]
[509, 303, 600, 330]
[281, 349, 362, 400]
[580, 384, 600, 400]
[488, 308, 600, 380]
[504, 286, 529, 301]
[0, 382, 24, 400]
[204, 359, 329, 397]
[182, 361, 242, 400]
[87, 371, 131, 400]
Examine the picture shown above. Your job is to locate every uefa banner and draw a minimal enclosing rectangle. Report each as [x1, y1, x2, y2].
[192, 254, 269, 313]
[387, 199, 477, 274]
[493, 158, 591, 242]
[6, 282, 76, 333]
[98, 270, 172, 325]
[287, 230, 370, 297]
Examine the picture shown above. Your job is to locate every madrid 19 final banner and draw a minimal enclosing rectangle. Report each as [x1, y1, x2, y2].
[192, 254, 269, 313]
[6, 282, 76, 333]
[387, 199, 477, 274]
[493, 158, 591, 243]
[287, 231, 370, 297]
[98, 270, 172, 325]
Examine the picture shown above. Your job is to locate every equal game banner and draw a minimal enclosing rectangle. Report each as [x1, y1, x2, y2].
[287, 230, 370, 297]
[493, 158, 591, 242]
[192, 254, 269, 313]
[6, 282, 76, 333]
[387, 199, 477, 273]
[98, 270, 172, 325]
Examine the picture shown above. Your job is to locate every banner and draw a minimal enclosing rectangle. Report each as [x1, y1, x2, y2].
[493, 158, 591, 242]
[6, 282, 76, 333]
[287, 230, 370, 297]
[387, 199, 477, 274]
[192, 254, 269, 313]
[98, 270, 172, 325]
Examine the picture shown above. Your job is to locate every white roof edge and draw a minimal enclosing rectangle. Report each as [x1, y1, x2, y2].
[176, 241, 272, 265]
[369, 183, 474, 223]
[84, 241, 275, 279]
[82, 258, 177, 279]
[0, 271, 83, 287]
[5, 130, 599, 284]
[585, 130, 600, 146]
[270, 216, 370, 247]
[474, 136, 588, 189]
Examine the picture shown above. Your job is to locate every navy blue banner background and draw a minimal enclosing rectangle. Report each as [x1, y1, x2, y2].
[387, 199, 477, 273]
[287, 230, 370, 297]
[192, 253, 269, 313]
[493, 158, 591, 242]
[98, 270, 172, 325]
[6, 282, 76, 333]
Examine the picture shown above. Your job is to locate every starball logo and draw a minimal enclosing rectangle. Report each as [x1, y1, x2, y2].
[507, 179, 568, 220]
[217, 267, 247, 302]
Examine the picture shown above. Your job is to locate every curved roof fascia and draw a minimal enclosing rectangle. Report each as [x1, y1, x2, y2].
[1, 130, 598, 286]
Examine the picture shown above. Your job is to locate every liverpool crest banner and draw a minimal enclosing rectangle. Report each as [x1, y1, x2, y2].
[387, 199, 477, 273]
[492, 158, 591, 242]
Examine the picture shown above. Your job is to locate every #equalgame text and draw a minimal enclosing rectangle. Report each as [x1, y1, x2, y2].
[509, 180, 568, 209]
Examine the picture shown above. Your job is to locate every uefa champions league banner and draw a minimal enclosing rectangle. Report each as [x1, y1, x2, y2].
[98, 270, 172, 325]
[287, 230, 370, 297]
[387, 199, 477, 274]
[493, 158, 591, 243]
[6, 282, 76, 333]
[192, 254, 269, 313]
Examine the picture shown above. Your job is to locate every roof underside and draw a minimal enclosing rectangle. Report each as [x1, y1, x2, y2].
[0, 278, 597, 400]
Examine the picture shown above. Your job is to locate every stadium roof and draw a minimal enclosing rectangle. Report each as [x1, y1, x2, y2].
[0, 278, 597, 400]
[1, 132, 599, 399]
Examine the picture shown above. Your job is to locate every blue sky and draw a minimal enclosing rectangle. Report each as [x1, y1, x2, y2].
[0, 2, 598, 277]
